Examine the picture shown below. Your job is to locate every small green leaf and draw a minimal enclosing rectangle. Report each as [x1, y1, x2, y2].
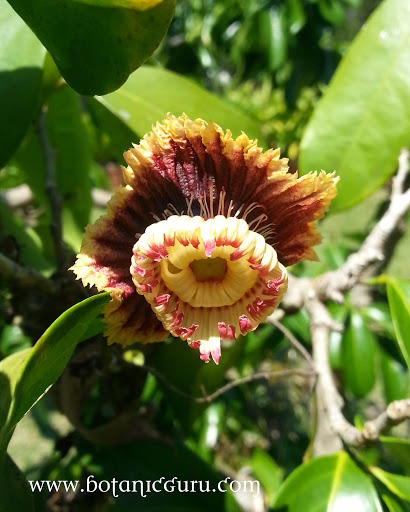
[249, 448, 283, 502]
[299, 0, 410, 211]
[6, 0, 175, 95]
[0, 293, 110, 457]
[386, 279, 410, 369]
[379, 349, 408, 403]
[287, 0, 306, 35]
[257, 6, 287, 72]
[342, 311, 376, 398]
[370, 467, 410, 501]
[380, 437, 410, 475]
[0, 0, 45, 168]
[0, 454, 35, 512]
[271, 451, 383, 511]
[328, 303, 349, 370]
[0, 325, 31, 357]
[96, 66, 267, 144]
[318, 0, 345, 26]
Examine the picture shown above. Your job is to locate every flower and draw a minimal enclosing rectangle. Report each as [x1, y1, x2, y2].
[71, 114, 338, 364]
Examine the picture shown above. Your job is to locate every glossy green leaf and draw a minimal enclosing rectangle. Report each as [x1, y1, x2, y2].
[271, 451, 383, 511]
[0, 293, 110, 457]
[386, 279, 410, 369]
[0, 0, 45, 168]
[96, 66, 267, 144]
[318, 0, 345, 26]
[6, 0, 175, 95]
[379, 349, 408, 403]
[287, 0, 306, 35]
[328, 303, 349, 370]
[363, 302, 396, 341]
[299, 0, 410, 211]
[370, 467, 410, 501]
[257, 6, 287, 72]
[382, 494, 407, 512]
[342, 310, 376, 398]
[0, 454, 35, 512]
[380, 437, 410, 475]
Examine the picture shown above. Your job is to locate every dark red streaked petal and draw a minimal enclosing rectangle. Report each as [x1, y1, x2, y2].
[122, 115, 337, 267]
[104, 292, 168, 346]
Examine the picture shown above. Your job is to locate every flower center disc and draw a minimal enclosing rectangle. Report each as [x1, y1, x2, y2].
[189, 257, 227, 282]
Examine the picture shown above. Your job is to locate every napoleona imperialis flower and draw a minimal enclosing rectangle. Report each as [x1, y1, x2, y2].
[71, 114, 338, 364]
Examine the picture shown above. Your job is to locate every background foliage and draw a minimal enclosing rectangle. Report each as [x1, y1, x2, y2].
[0, 0, 409, 511]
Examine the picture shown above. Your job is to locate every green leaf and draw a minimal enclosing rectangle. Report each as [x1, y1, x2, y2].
[299, 0, 410, 211]
[0, 293, 110, 457]
[0, 454, 35, 512]
[6, 0, 175, 95]
[386, 279, 410, 369]
[363, 302, 396, 341]
[342, 310, 376, 398]
[271, 451, 383, 511]
[328, 303, 349, 370]
[382, 494, 409, 512]
[379, 349, 408, 403]
[86, 97, 138, 162]
[0, 325, 31, 357]
[249, 448, 283, 502]
[287, 0, 306, 35]
[0, 201, 51, 273]
[96, 66, 267, 144]
[47, 86, 93, 251]
[257, 6, 287, 72]
[0, 0, 45, 168]
[380, 437, 410, 475]
[370, 467, 410, 501]
[318, 0, 345, 26]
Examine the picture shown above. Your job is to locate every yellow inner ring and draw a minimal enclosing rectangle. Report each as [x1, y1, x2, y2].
[160, 240, 259, 308]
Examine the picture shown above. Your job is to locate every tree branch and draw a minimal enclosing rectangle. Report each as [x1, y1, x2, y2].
[38, 110, 65, 271]
[139, 364, 314, 404]
[1, 184, 112, 210]
[276, 149, 410, 454]
[0, 252, 56, 294]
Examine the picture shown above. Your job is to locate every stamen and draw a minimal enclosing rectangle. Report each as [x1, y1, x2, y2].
[197, 191, 211, 219]
[217, 189, 226, 216]
[208, 181, 214, 219]
[248, 213, 268, 231]
[151, 212, 162, 222]
[259, 225, 276, 241]
[242, 202, 264, 221]
[165, 203, 182, 217]
[186, 195, 194, 217]
[226, 199, 233, 219]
